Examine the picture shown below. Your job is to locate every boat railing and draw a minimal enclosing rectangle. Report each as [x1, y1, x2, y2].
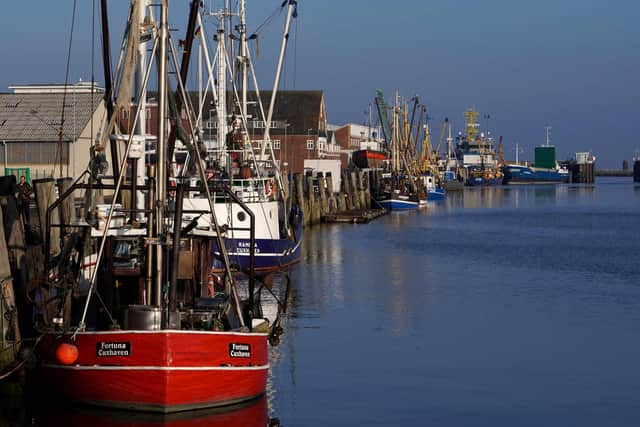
[201, 176, 278, 203]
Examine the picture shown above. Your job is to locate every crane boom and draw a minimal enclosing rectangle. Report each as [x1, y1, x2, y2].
[434, 117, 448, 158]
[375, 89, 392, 148]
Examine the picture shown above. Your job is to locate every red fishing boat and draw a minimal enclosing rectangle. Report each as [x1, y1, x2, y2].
[39, 330, 268, 412]
[33, 0, 294, 413]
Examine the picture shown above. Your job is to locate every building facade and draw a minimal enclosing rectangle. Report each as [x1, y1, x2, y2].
[0, 83, 106, 181]
[120, 90, 344, 175]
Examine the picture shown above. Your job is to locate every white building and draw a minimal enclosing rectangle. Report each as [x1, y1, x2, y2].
[0, 82, 106, 180]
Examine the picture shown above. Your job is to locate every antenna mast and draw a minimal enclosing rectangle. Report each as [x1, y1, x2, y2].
[545, 125, 552, 146]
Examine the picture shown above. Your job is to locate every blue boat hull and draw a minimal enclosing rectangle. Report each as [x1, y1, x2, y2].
[378, 198, 418, 210]
[427, 189, 445, 201]
[211, 208, 303, 273]
[502, 165, 569, 184]
[467, 176, 503, 186]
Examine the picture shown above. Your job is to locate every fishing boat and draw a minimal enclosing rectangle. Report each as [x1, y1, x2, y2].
[374, 91, 422, 210]
[437, 120, 464, 191]
[378, 187, 420, 210]
[441, 170, 464, 191]
[502, 128, 569, 184]
[34, 0, 294, 413]
[455, 109, 503, 186]
[186, 0, 302, 274]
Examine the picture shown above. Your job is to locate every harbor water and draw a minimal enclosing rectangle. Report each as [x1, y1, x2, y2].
[271, 178, 640, 426]
[3, 178, 640, 425]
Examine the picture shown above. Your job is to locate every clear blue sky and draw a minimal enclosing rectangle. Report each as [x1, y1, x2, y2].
[1, 0, 638, 168]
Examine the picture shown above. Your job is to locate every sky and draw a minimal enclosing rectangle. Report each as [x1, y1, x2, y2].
[1, 0, 638, 168]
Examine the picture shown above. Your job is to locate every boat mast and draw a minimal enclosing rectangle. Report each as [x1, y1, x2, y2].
[155, 0, 168, 307]
[216, 11, 228, 160]
[545, 125, 552, 146]
[446, 120, 454, 169]
[134, 0, 148, 223]
[239, 0, 247, 122]
[261, 0, 296, 158]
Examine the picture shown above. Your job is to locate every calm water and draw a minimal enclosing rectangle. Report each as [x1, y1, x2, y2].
[3, 178, 640, 426]
[271, 178, 640, 426]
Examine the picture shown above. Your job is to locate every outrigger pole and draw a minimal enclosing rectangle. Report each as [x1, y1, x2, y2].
[167, 0, 200, 160]
[100, 0, 120, 179]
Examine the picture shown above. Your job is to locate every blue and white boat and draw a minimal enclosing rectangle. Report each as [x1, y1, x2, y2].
[378, 190, 420, 210]
[502, 128, 569, 184]
[502, 164, 569, 184]
[182, 2, 302, 274]
[211, 204, 303, 272]
[427, 187, 445, 201]
[420, 174, 445, 201]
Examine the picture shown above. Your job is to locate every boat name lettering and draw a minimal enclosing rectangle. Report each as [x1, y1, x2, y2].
[96, 342, 131, 357]
[236, 242, 260, 254]
[229, 343, 251, 358]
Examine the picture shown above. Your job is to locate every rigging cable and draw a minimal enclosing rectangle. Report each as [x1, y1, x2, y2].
[56, 0, 78, 178]
[250, 2, 283, 37]
[293, 3, 298, 88]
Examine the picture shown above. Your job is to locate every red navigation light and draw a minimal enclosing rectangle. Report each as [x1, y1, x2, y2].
[56, 342, 79, 365]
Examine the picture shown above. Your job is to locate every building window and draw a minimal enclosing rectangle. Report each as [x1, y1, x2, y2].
[273, 140, 280, 150]
[318, 142, 325, 151]
[251, 120, 278, 129]
[306, 140, 314, 150]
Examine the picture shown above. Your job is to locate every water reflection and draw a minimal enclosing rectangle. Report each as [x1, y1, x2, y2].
[434, 185, 597, 211]
[265, 180, 640, 424]
[34, 396, 274, 427]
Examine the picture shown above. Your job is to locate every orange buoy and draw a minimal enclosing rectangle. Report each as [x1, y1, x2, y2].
[56, 342, 79, 365]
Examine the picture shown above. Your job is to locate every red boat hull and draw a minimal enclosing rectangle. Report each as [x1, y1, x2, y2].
[40, 330, 269, 413]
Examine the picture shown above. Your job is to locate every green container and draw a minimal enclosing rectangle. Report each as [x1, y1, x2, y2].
[534, 146, 556, 169]
[4, 167, 30, 183]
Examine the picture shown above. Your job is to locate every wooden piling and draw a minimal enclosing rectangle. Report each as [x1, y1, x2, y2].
[364, 171, 372, 209]
[318, 173, 329, 216]
[33, 178, 60, 257]
[341, 171, 353, 210]
[357, 171, 367, 210]
[305, 173, 315, 226]
[326, 172, 337, 214]
[313, 193, 322, 225]
[350, 172, 361, 211]
[337, 191, 347, 212]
